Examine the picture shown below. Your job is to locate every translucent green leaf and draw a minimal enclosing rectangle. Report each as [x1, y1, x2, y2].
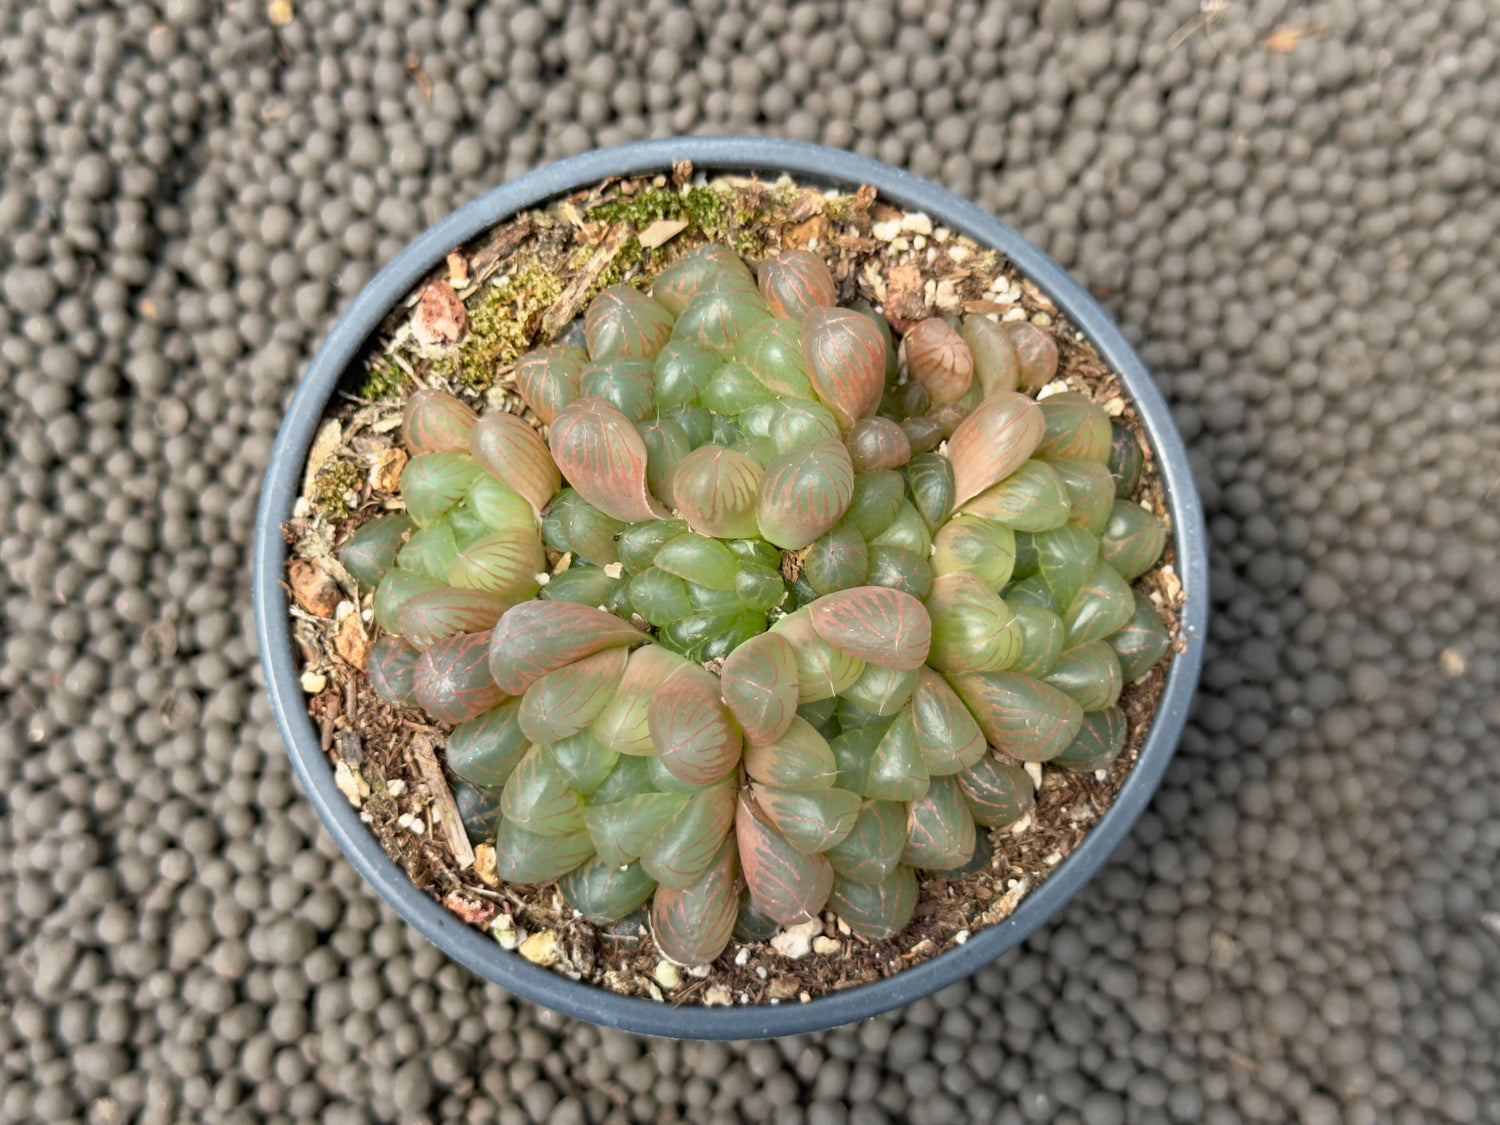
[493, 816, 594, 884]
[514, 344, 586, 425]
[659, 609, 766, 664]
[1099, 500, 1167, 581]
[340, 514, 415, 593]
[671, 445, 763, 540]
[737, 790, 834, 924]
[446, 699, 528, 789]
[830, 866, 917, 940]
[638, 416, 691, 511]
[750, 783, 861, 855]
[903, 775, 978, 871]
[699, 357, 776, 415]
[465, 475, 536, 535]
[1029, 523, 1102, 611]
[845, 469, 905, 541]
[367, 636, 420, 707]
[540, 565, 623, 609]
[448, 526, 545, 602]
[1052, 457, 1116, 537]
[653, 338, 721, 409]
[946, 392, 1044, 508]
[959, 459, 1070, 532]
[650, 245, 756, 315]
[719, 631, 800, 746]
[617, 518, 687, 573]
[664, 402, 713, 448]
[653, 531, 740, 591]
[579, 357, 655, 422]
[756, 438, 856, 550]
[1035, 391, 1111, 461]
[961, 315, 1021, 398]
[865, 545, 934, 600]
[672, 287, 771, 358]
[1007, 600, 1067, 678]
[548, 728, 619, 796]
[453, 781, 504, 845]
[650, 837, 741, 968]
[648, 664, 743, 787]
[841, 663, 920, 718]
[768, 608, 866, 702]
[1063, 560, 1136, 647]
[925, 572, 1022, 675]
[486, 601, 646, 696]
[467, 411, 560, 517]
[835, 696, 889, 731]
[639, 779, 736, 889]
[905, 451, 956, 531]
[588, 753, 656, 804]
[844, 417, 912, 473]
[584, 283, 674, 361]
[402, 388, 478, 454]
[742, 716, 838, 790]
[518, 647, 629, 745]
[558, 856, 657, 924]
[626, 566, 695, 627]
[1004, 573, 1060, 614]
[864, 708, 930, 802]
[1107, 591, 1172, 683]
[930, 516, 1015, 591]
[1108, 422, 1146, 498]
[583, 791, 690, 869]
[1052, 705, 1128, 772]
[900, 415, 943, 454]
[946, 670, 1085, 763]
[868, 500, 931, 558]
[828, 721, 888, 795]
[736, 317, 815, 401]
[400, 452, 483, 526]
[910, 667, 988, 775]
[588, 644, 688, 755]
[824, 800, 907, 884]
[957, 754, 1034, 828]
[395, 517, 459, 583]
[1043, 641, 1124, 713]
[769, 400, 841, 455]
[500, 745, 586, 835]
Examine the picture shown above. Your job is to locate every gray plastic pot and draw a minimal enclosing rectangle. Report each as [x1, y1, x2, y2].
[253, 137, 1208, 1040]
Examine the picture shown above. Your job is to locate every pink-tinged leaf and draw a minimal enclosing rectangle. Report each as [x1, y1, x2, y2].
[957, 754, 1035, 827]
[946, 670, 1085, 762]
[962, 315, 1022, 397]
[397, 587, 509, 648]
[518, 646, 629, 745]
[824, 800, 907, 884]
[499, 744, 586, 835]
[902, 775, 978, 871]
[801, 307, 887, 430]
[486, 601, 647, 696]
[1002, 321, 1059, 389]
[737, 790, 835, 924]
[750, 783, 861, 855]
[446, 699, 528, 789]
[910, 668, 987, 775]
[367, 636, 420, 707]
[493, 816, 594, 884]
[757, 249, 837, 320]
[671, 444, 764, 539]
[584, 283, 674, 361]
[650, 837, 742, 967]
[756, 438, 855, 549]
[468, 412, 560, 517]
[829, 866, 917, 941]
[903, 318, 973, 405]
[767, 608, 866, 702]
[413, 630, 505, 724]
[639, 778, 736, 889]
[402, 388, 477, 454]
[719, 632, 799, 746]
[946, 392, 1045, 508]
[584, 791, 690, 868]
[742, 716, 838, 790]
[808, 586, 932, 670]
[647, 664, 743, 787]
[864, 709, 930, 802]
[548, 397, 669, 523]
[589, 644, 689, 755]
[448, 526, 545, 602]
[844, 417, 912, 473]
[514, 345, 587, 424]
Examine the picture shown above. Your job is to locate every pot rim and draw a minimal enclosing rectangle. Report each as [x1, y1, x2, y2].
[252, 137, 1207, 1040]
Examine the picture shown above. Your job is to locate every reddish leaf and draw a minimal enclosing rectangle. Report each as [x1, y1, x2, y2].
[801, 307, 887, 430]
[946, 392, 1045, 508]
[1002, 321, 1059, 389]
[961, 315, 1021, 397]
[367, 636, 420, 707]
[448, 526, 545, 602]
[651, 838, 742, 967]
[1051, 705, 1128, 772]
[957, 754, 1035, 827]
[402, 388, 477, 454]
[514, 345, 586, 424]
[584, 284, 674, 360]
[808, 586, 932, 671]
[487, 601, 647, 696]
[1035, 391, 1112, 462]
[844, 417, 911, 473]
[397, 586, 509, 648]
[468, 411, 561, 517]
[756, 438, 855, 549]
[647, 663, 743, 786]
[757, 249, 837, 320]
[414, 630, 505, 725]
[548, 398, 670, 523]
[946, 670, 1084, 762]
[737, 790, 835, 924]
[518, 647, 628, 745]
[904, 318, 973, 405]
[718, 632, 799, 746]
[558, 857, 657, 924]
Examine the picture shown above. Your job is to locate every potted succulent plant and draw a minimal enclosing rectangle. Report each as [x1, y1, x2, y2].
[253, 138, 1206, 1039]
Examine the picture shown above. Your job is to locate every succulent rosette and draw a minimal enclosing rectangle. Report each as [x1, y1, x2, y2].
[338, 244, 1172, 966]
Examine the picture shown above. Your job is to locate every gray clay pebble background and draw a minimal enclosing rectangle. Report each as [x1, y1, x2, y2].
[2, 0, 1498, 1122]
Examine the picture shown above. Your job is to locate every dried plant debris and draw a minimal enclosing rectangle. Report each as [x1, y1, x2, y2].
[287, 174, 1183, 1004]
